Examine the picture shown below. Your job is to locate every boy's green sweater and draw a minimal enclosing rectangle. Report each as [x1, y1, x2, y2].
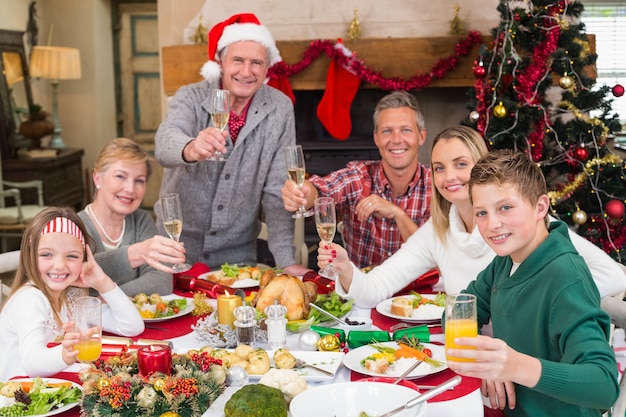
[466, 221, 618, 417]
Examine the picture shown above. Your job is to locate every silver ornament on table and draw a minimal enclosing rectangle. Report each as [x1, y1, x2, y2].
[299, 330, 321, 351]
[226, 365, 249, 386]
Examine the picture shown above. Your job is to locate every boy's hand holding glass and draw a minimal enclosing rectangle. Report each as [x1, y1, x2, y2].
[445, 293, 478, 362]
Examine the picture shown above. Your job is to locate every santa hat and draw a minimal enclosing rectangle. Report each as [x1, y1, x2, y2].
[201, 13, 282, 83]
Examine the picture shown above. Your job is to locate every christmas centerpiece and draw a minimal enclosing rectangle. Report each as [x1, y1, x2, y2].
[79, 350, 226, 417]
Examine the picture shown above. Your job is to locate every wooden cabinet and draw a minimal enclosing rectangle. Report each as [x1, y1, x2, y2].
[2, 148, 85, 210]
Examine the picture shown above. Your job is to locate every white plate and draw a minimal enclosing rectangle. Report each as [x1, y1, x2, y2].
[249, 350, 344, 382]
[179, 348, 344, 382]
[198, 271, 260, 289]
[142, 294, 194, 322]
[8, 378, 82, 416]
[342, 341, 447, 379]
[375, 294, 444, 323]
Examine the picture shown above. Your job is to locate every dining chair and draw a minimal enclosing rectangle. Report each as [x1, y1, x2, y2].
[0, 154, 48, 252]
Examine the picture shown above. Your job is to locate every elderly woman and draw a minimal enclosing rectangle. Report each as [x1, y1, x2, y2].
[79, 138, 186, 296]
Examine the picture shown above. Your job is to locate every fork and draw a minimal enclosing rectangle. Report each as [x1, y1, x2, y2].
[294, 357, 335, 377]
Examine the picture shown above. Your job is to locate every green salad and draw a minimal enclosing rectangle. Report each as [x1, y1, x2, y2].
[0, 377, 82, 416]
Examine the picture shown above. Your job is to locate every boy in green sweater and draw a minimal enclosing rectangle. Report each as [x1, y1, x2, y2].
[445, 149, 618, 417]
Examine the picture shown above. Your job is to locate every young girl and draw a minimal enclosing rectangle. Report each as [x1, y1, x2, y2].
[320, 126, 626, 308]
[0, 207, 144, 380]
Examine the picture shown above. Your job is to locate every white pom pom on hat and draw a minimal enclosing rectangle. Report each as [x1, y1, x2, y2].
[200, 13, 282, 83]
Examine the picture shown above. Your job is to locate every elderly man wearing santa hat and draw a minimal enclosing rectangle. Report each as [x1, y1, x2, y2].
[154, 13, 309, 275]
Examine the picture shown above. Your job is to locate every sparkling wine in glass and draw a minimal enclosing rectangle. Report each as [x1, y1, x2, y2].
[284, 145, 313, 218]
[314, 197, 338, 279]
[73, 296, 102, 363]
[160, 192, 192, 273]
[208, 89, 231, 161]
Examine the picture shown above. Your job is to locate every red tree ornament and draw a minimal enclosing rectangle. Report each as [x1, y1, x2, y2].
[573, 146, 588, 161]
[605, 199, 625, 219]
[613, 84, 625, 97]
[473, 62, 487, 78]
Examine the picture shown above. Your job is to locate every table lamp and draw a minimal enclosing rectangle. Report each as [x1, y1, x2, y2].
[2, 52, 25, 129]
[29, 45, 81, 149]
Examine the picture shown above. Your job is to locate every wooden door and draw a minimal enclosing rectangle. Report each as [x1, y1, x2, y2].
[114, 2, 163, 210]
[116, 2, 160, 150]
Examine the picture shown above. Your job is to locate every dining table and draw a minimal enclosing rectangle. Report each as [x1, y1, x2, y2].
[39, 269, 490, 417]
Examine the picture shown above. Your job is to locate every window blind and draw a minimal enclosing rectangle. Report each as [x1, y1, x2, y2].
[581, 3, 626, 124]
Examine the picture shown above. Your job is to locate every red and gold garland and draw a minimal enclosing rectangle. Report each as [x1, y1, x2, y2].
[268, 31, 483, 91]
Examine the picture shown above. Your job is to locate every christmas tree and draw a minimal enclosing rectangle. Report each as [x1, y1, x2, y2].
[466, 0, 626, 265]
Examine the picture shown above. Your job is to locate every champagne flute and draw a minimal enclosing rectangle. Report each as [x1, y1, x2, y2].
[73, 296, 102, 363]
[284, 145, 314, 218]
[208, 88, 231, 161]
[160, 192, 192, 272]
[314, 197, 338, 280]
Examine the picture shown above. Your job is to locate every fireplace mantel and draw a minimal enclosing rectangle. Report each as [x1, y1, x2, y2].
[162, 34, 596, 96]
[161, 36, 487, 96]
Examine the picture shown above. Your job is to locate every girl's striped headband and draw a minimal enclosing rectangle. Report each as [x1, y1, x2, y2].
[41, 217, 85, 245]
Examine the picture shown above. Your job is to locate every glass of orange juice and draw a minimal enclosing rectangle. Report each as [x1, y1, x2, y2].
[73, 296, 102, 363]
[445, 293, 478, 362]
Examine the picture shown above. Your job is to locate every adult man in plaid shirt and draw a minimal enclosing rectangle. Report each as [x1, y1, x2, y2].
[282, 91, 432, 268]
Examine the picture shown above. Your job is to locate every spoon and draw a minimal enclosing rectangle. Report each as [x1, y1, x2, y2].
[365, 376, 462, 417]
[309, 303, 344, 324]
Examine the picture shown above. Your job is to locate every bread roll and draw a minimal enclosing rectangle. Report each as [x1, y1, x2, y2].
[390, 297, 413, 317]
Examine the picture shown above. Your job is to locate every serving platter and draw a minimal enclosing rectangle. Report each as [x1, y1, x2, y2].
[375, 294, 444, 323]
[198, 271, 260, 289]
[142, 294, 194, 322]
[342, 341, 447, 379]
[5, 378, 82, 416]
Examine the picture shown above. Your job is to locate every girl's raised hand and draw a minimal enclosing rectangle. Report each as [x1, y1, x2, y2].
[79, 245, 116, 294]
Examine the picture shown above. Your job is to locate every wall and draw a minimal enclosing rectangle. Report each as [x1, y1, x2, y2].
[1, 0, 116, 175]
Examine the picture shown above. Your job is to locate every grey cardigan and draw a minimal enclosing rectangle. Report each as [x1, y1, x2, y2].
[154, 81, 297, 269]
[78, 208, 174, 296]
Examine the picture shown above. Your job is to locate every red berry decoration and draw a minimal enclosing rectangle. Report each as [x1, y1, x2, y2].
[613, 84, 625, 97]
[605, 200, 625, 219]
[573, 147, 588, 161]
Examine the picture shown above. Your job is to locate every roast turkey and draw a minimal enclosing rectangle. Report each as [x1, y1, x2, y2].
[252, 270, 318, 321]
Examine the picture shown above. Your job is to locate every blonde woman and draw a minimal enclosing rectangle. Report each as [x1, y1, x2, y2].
[79, 138, 185, 296]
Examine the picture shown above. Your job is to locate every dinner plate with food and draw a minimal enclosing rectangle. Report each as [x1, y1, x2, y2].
[342, 341, 447, 379]
[132, 293, 194, 322]
[375, 292, 446, 323]
[0, 377, 83, 416]
[198, 263, 267, 289]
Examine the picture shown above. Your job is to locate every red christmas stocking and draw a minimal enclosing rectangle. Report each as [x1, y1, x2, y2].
[316, 58, 361, 140]
[268, 74, 295, 104]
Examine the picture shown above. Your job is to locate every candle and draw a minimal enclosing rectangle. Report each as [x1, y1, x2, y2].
[217, 293, 242, 327]
[137, 344, 172, 376]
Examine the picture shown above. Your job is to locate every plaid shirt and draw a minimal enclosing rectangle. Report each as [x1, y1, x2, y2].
[310, 160, 431, 268]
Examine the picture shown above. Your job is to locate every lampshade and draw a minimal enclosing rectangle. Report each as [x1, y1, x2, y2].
[29, 46, 82, 81]
[2, 52, 24, 86]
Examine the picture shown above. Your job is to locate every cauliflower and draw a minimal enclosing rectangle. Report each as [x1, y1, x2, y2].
[258, 368, 307, 403]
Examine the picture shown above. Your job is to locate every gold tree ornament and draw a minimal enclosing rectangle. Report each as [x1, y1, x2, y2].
[449, 5, 465, 37]
[191, 16, 208, 45]
[348, 8, 362, 40]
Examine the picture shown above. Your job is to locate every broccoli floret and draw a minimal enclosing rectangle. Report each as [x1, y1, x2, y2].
[224, 384, 287, 417]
